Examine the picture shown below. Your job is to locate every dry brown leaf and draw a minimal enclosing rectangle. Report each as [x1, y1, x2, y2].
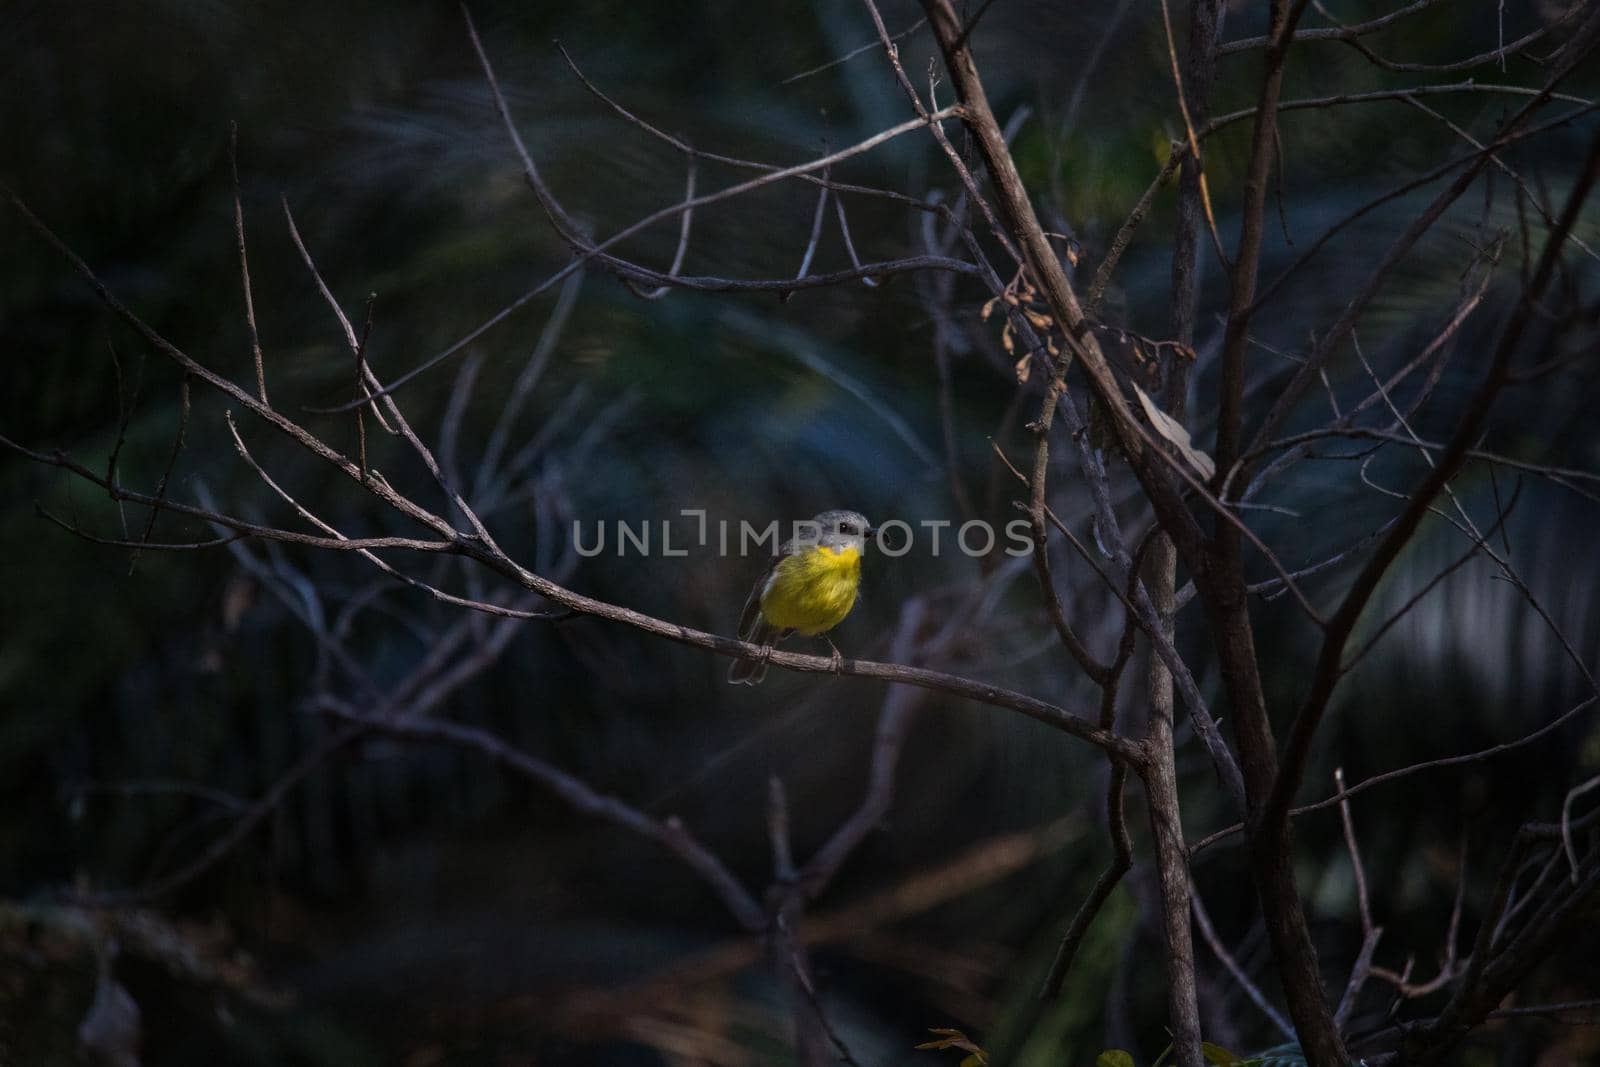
[916, 1027, 989, 1065]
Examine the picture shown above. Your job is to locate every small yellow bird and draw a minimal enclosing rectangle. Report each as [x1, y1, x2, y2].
[728, 509, 875, 685]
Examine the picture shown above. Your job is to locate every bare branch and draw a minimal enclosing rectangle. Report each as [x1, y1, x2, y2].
[1334, 768, 1383, 1031]
[1266, 128, 1600, 836]
[1397, 93, 1599, 263]
[1088, 146, 1184, 312]
[1246, 98, 1600, 320]
[1039, 761, 1131, 999]
[279, 195, 395, 435]
[1190, 695, 1599, 857]
[792, 168, 830, 285]
[129, 373, 190, 573]
[1561, 774, 1600, 885]
[627, 159, 697, 300]
[1138, 529, 1206, 1067]
[1307, 0, 1578, 74]
[860, 0, 1023, 268]
[326, 705, 767, 931]
[795, 601, 931, 899]
[228, 122, 267, 404]
[312, 35, 967, 413]
[1245, 21, 1600, 457]
[1191, 888, 1296, 1040]
[1207, 81, 1594, 141]
[556, 40, 937, 213]
[0, 195, 1136, 758]
[73, 723, 366, 906]
[1158, 0, 1227, 271]
[474, 269, 584, 498]
[1218, 0, 1446, 56]
[1024, 374, 1112, 683]
[781, 15, 927, 86]
[3, 436, 453, 555]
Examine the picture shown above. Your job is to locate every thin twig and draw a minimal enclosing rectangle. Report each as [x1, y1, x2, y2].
[832, 195, 880, 288]
[1190, 695, 1600, 856]
[1219, 0, 1446, 55]
[1040, 761, 1131, 999]
[279, 197, 396, 434]
[1308, 0, 1576, 74]
[796, 601, 931, 899]
[328, 704, 767, 931]
[628, 159, 698, 300]
[1087, 146, 1184, 312]
[128, 373, 190, 574]
[781, 15, 927, 86]
[1334, 767, 1383, 1030]
[1561, 774, 1600, 885]
[1158, 0, 1228, 270]
[773, 913, 865, 1067]
[6, 182, 1153, 760]
[312, 32, 966, 412]
[1191, 888, 1296, 1039]
[228, 122, 266, 404]
[1262, 125, 1600, 838]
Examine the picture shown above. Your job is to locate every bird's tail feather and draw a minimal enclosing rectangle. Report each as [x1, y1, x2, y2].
[729, 619, 778, 686]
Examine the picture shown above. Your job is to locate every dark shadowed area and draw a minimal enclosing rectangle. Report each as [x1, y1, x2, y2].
[3, 2, 1599, 1065]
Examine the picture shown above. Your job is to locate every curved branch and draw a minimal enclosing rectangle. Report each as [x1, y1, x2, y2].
[325, 705, 767, 931]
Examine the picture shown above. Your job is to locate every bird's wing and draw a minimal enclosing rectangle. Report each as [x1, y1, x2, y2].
[736, 541, 794, 641]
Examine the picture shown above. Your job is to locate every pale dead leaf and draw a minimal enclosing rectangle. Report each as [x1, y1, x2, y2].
[79, 951, 141, 1067]
[1133, 382, 1215, 481]
[221, 575, 256, 633]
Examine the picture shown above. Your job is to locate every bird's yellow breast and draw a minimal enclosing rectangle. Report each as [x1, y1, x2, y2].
[759, 545, 861, 636]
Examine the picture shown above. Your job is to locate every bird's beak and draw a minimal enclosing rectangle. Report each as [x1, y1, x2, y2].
[864, 525, 878, 541]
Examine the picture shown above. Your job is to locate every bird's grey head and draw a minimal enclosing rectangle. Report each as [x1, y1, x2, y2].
[808, 509, 874, 553]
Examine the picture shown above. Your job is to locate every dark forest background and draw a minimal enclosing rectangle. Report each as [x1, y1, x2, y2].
[3, 1, 1598, 1064]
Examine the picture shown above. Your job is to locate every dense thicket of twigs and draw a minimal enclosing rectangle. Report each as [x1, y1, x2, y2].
[3, 2, 1599, 1066]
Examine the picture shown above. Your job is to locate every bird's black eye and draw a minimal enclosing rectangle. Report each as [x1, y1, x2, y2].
[841, 523, 859, 536]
